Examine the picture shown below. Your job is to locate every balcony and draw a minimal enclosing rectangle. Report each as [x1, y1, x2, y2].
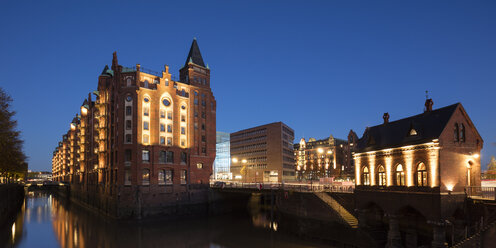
[466, 186, 496, 201]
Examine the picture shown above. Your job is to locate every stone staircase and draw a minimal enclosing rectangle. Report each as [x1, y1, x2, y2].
[314, 192, 359, 228]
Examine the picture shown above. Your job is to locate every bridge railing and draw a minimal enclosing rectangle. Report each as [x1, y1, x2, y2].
[211, 181, 354, 193]
[466, 186, 496, 201]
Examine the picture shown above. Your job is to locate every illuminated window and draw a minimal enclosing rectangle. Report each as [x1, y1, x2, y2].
[143, 134, 149, 144]
[166, 170, 173, 185]
[160, 110, 165, 118]
[142, 169, 150, 185]
[180, 170, 187, 185]
[409, 128, 417, 136]
[167, 137, 172, 146]
[395, 164, 405, 186]
[160, 124, 165, 132]
[197, 163, 203, 169]
[142, 150, 150, 162]
[454, 123, 459, 142]
[160, 136, 165, 145]
[362, 167, 370, 186]
[143, 121, 149, 130]
[416, 162, 428, 187]
[167, 112, 172, 120]
[377, 166, 386, 186]
[167, 124, 172, 133]
[125, 170, 131, 185]
[158, 170, 165, 185]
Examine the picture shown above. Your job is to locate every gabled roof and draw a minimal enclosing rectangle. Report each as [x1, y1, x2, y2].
[355, 103, 460, 152]
[184, 39, 205, 67]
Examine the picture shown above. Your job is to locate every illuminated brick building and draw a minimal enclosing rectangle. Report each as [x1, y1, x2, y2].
[230, 122, 295, 183]
[354, 100, 483, 247]
[51, 39, 216, 218]
[293, 135, 350, 181]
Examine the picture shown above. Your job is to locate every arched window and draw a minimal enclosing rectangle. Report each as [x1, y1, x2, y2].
[377, 165, 386, 186]
[126, 78, 131, 87]
[416, 162, 428, 187]
[362, 166, 370, 186]
[454, 123, 459, 142]
[144, 80, 149, 88]
[460, 124, 465, 142]
[142, 169, 150, 185]
[395, 164, 405, 186]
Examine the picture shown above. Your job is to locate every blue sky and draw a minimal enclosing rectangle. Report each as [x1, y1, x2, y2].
[1, 1, 495, 171]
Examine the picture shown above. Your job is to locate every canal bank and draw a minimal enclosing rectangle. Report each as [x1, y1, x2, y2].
[0, 184, 25, 247]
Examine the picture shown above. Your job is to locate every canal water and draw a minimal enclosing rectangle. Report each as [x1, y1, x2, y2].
[2, 191, 334, 248]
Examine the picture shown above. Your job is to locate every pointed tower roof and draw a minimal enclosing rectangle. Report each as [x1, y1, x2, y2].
[184, 39, 206, 67]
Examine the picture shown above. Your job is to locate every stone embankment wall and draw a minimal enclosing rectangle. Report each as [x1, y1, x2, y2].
[276, 191, 377, 248]
[0, 184, 24, 227]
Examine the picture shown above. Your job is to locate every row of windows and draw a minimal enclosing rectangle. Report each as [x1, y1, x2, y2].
[361, 162, 428, 187]
[231, 128, 267, 140]
[231, 142, 267, 152]
[230, 136, 266, 146]
[232, 150, 267, 157]
[126, 169, 186, 185]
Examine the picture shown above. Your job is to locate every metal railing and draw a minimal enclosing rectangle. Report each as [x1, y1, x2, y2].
[211, 181, 354, 193]
[466, 186, 496, 200]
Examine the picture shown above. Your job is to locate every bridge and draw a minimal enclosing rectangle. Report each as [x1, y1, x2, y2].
[210, 181, 354, 193]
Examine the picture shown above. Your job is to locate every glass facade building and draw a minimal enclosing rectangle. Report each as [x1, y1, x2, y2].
[214, 132, 231, 180]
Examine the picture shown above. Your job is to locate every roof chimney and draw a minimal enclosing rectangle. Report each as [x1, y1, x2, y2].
[424, 99, 433, 112]
[383, 112, 390, 124]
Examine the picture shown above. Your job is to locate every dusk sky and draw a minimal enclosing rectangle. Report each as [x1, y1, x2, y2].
[1, 1, 495, 172]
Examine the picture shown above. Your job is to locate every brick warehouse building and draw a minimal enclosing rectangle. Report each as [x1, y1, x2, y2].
[353, 100, 483, 247]
[52, 39, 216, 218]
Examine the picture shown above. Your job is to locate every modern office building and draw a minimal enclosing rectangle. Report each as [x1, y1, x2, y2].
[230, 122, 295, 183]
[51, 39, 216, 218]
[214, 132, 231, 180]
[293, 135, 349, 181]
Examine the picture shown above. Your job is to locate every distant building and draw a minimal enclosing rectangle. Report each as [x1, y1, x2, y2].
[214, 132, 231, 180]
[354, 100, 483, 247]
[230, 122, 295, 183]
[27, 171, 53, 181]
[294, 135, 349, 182]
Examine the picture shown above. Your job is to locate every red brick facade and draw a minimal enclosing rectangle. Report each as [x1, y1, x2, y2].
[52, 40, 216, 218]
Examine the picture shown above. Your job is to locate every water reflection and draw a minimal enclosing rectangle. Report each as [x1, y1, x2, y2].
[4, 192, 332, 248]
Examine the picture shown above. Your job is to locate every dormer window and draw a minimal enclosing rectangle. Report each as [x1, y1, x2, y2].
[409, 128, 418, 136]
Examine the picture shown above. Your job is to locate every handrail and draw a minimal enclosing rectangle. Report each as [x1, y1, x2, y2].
[211, 181, 355, 193]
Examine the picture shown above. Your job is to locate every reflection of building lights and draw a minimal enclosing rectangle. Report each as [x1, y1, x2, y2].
[11, 223, 15, 241]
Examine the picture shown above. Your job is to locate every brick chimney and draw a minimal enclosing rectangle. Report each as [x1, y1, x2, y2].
[424, 99, 433, 112]
[383, 112, 390, 124]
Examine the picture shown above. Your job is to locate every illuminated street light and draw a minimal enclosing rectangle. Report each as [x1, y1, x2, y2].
[241, 159, 247, 164]
[317, 148, 324, 154]
[232, 158, 238, 163]
[472, 153, 480, 159]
